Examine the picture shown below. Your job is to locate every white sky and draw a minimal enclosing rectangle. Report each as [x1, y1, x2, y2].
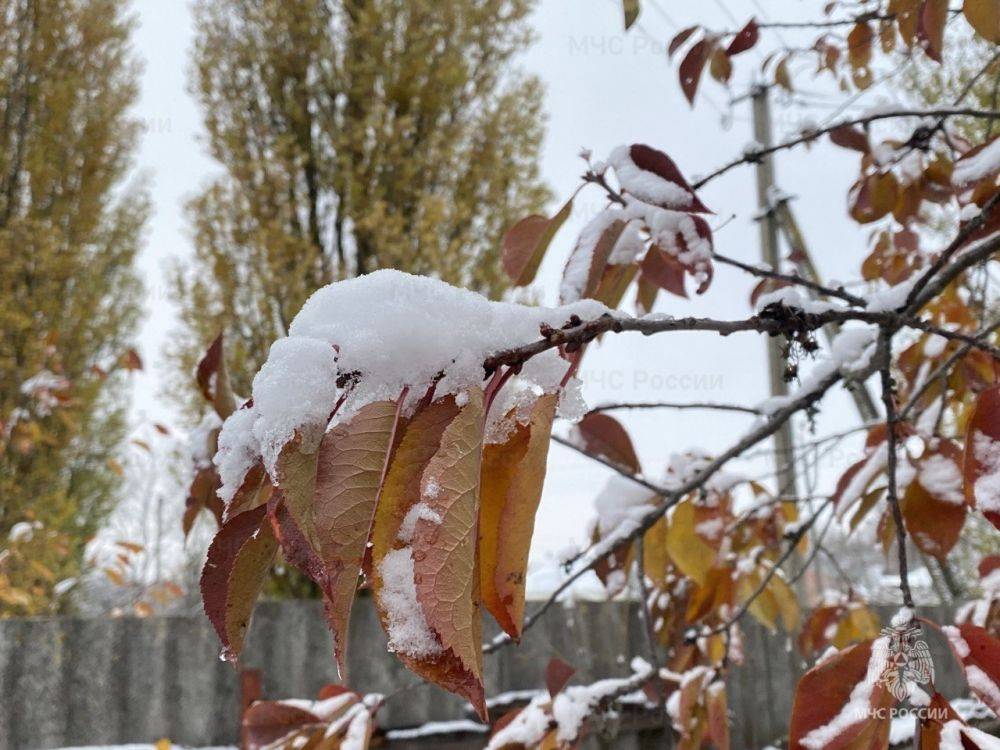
[126, 0, 897, 580]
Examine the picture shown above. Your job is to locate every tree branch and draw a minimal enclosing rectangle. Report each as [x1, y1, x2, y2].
[693, 109, 1000, 190]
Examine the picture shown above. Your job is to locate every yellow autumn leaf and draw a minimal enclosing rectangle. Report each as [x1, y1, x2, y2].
[665, 499, 716, 585]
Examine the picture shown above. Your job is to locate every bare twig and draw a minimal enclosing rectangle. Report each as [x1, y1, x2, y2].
[587, 400, 760, 416]
[714, 252, 867, 306]
[877, 327, 914, 609]
[693, 109, 1000, 190]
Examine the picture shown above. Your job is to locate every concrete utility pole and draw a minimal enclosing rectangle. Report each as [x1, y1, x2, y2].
[751, 85, 800, 502]
[772, 199, 881, 421]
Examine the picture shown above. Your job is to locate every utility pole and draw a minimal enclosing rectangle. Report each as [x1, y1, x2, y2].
[772, 198, 880, 421]
[751, 84, 800, 503]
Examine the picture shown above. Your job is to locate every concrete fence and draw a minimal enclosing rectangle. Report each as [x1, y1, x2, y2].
[0, 599, 968, 750]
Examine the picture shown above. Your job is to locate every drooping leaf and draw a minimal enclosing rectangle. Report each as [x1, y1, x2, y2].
[847, 22, 874, 70]
[622, 0, 640, 30]
[502, 200, 573, 287]
[412, 389, 487, 716]
[195, 333, 238, 419]
[918, 0, 949, 61]
[545, 657, 576, 698]
[669, 26, 700, 58]
[183, 465, 223, 537]
[964, 0, 1000, 42]
[943, 623, 1000, 714]
[641, 245, 689, 299]
[679, 38, 713, 105]
[709, 47, 732, 83]
[665, 499, 717, 586]
[963, 385, 1000, 529]
[201, 505, 278, 661]
[706, 682, 730, 750]
[560, 212, 627, 303]
[726, 18, 759, 56]
[313, 400, 402, 675]
[479, 395, 557, 638]
[274, 434, 321, 552]
[901, 443, 967, 559]
[369, 395, 488, 717]
[789, 640, 892, 750]
[573, 412, 641, 474]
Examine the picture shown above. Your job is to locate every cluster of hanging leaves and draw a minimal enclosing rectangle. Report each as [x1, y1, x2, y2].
[242, 685, 377, 750]
[195, 332, 559, 718]
[503, 143, 714, 311]
[667, 2, 999, 102]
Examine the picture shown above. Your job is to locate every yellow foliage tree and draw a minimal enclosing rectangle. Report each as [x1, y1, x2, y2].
[170, 0, 551, 405]
[0, 0, 148, 615]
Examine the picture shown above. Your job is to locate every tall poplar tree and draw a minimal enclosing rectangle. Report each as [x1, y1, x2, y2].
[171, 0, 551, 403]
[0, 0, 148, 614]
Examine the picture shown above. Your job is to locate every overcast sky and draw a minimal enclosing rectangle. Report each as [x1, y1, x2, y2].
[125, 0, 901, 583]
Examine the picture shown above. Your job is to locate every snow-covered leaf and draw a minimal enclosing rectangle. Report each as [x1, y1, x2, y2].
[963, 385, 1000, 530]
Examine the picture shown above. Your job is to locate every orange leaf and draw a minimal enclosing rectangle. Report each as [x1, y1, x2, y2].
[313, 400, 403, 675]
[479, 394, 557, 638]
[502, 200, 573, 287]
[412, 389, 487, 717]
[369, 396, 486, 716]
[901, 443, 967, 559]
[964, 0, 1000, 42]
[963, 385, 1000, 529]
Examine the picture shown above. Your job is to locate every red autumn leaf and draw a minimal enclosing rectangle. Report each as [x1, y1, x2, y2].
[559, 211, 627, 303]
[726, 18, 759, 56]
[545, 657, 576, 698]
[789, 640, 893, 750]
[917, 0, 948, 61]
[943, 623, 1000, 715]
[679, 38, 713, 105]
[829, 125, 870, 154]
[122, 348, 143, 371]
[502, 199, 573, 287]
[195, 333, 238, 419]
[616, 144, 711, 213]
[962, 384, 1000, 529]
[979, 554, 1000, 579]
[201, 504, 278, 660]
[668, 26, 700, 58]
[243, 701, 323, 750]
[573, 412, 641, 474]
[641, 245, 689, 299]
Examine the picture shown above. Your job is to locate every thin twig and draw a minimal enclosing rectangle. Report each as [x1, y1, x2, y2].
[587, 400, 760, 416]
[878, 327, 914, 609]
